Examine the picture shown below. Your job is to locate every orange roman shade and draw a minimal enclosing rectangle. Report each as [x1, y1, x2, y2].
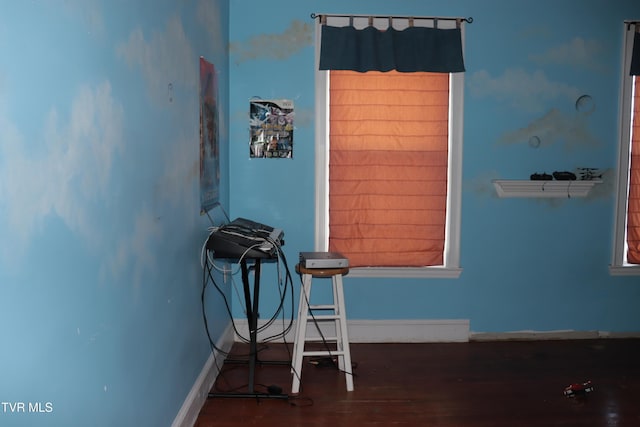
[328, 70, 449, 267]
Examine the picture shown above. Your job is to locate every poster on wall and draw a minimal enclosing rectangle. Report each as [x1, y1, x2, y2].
[249, 99, 294, 158]
[199, 56, 220, 214]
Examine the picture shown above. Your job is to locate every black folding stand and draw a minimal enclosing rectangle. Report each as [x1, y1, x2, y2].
[208, 257, 290, 399]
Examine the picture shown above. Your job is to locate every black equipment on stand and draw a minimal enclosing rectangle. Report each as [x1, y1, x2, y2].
[203, 218, 291, 400]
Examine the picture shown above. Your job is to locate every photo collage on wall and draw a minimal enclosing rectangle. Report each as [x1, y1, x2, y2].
[249, 99, 294, 158]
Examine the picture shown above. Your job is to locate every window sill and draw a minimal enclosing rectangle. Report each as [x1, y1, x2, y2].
[493, 180, 602, 198]
[609, 265, 640, 276]
[347, 267, 462, 279]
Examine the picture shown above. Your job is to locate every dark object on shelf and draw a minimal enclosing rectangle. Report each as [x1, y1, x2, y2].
[553, 171, 577, 181]
[531, 173, 553, 180]
[564, 380, 594, 398]
[577, 167, 603, 181]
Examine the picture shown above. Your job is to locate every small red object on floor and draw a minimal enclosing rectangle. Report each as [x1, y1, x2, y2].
[564, 381, 594, 397]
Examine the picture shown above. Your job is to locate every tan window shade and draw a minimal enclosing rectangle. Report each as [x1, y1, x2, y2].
[328, 70, 449, 267]
[628, 75, 640, 264]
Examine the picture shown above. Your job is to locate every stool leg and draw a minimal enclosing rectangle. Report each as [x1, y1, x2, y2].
[290, 274, 305, 373]
[291, 273, 311, 394]
[332, 275, 345, 371]
[334, 273, 354, 391]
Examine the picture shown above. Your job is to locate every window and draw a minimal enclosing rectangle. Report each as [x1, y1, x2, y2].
[611, 22, 640, 275]
[313, 15, 465, 278]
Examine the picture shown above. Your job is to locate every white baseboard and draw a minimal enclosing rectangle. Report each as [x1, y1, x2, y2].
[470, 330, 640, 341]
[171, 322, 234, 427]
[232, 319, 640, 344]
[233, 318, 470, 343]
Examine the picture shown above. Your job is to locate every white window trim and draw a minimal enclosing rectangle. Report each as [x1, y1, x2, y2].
[610, 22, 640, 276]
[313, 17, 464, 279]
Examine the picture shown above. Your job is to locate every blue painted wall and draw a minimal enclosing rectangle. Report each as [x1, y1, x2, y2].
[228, 0, 640, 332]
[1, 1, 229, 426]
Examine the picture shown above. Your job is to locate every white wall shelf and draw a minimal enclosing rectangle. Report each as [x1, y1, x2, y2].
[492, 180, 602, 198]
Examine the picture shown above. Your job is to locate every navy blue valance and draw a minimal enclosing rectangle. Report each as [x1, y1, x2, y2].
[631, 29, 640, 76]
[319, 24, 466, 73]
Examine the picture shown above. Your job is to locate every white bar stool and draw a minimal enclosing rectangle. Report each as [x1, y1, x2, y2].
[291, 263, 353, 394]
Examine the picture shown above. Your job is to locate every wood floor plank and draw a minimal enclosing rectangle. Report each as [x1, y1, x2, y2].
[195, 339, 640, 427]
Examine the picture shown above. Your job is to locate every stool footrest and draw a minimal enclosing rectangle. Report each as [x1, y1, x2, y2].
[309, 304, 337, 310]
[307, 314, 340, 320]
[302, 336, 339, 342]
[302, 350, 345, 357]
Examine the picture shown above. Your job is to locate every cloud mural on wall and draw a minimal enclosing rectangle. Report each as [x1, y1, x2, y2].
[197, 0, 226, 54]
[114, 5, 226, 198]
[467, 67, 603, 169]
[498, 107, 600, 150]
[0, 82, 124, 266]
[59, 0, 106, 38]
[116, 15, 198, 105]
[0, 7, 214, 295]
[229, 20, 313, 63]
[529, 37, 609, 73]
[466, 34, 610, 201]
[468, 68, 582, 113]
[100, 205, 163, 298]
[109, 14, 205, 293]
[467, 33, 606, 149]
[465, 170, 502, 200]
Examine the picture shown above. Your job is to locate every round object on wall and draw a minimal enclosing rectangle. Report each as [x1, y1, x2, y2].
[528, 135, 541, 148]
[575, 94, 595, 113]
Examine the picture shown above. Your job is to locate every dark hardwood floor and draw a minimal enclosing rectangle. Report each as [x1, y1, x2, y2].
[195, 339, 640, 426]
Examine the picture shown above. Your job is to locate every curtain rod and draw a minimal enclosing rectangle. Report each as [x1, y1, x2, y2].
[311, 13, 473, 24]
